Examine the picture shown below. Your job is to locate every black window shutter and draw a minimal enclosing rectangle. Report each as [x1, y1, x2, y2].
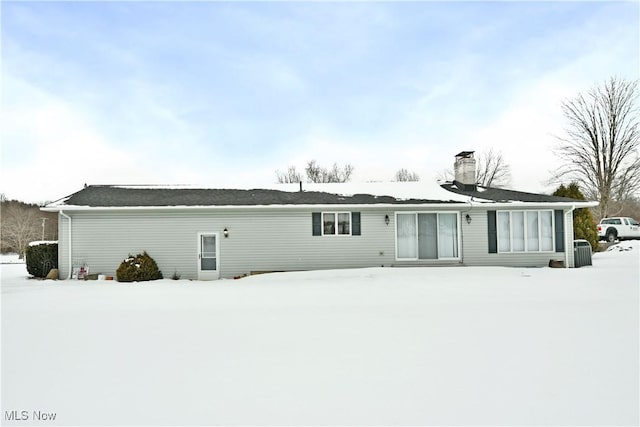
[312, 212, 321, 236]
[488, 211, 497, 253]
[352, 212, 361, 235]
[555, 210, 565, 252]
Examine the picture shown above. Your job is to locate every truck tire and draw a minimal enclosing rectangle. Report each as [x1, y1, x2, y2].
[606, 229, 617, 243]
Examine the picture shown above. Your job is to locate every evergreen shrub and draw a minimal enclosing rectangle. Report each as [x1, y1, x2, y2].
[25, 243, 58, 278]
[553, 183, 599, 250]
[116, 251, 163, 282]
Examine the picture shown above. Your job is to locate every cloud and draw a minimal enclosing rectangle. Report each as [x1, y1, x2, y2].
[2, 1, 637, 201]
[0, 75, 161, 202]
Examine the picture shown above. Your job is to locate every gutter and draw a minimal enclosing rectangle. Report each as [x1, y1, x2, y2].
[59, 210, 72, 280]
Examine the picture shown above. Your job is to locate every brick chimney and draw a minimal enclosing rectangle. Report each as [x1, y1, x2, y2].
[454, 151, 477, 191]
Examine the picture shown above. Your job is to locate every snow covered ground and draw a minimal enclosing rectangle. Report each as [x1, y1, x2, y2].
[0, 253, 24, 265]
[2, 243, 638, 426]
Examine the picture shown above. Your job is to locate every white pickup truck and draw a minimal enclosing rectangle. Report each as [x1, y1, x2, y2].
[597, 217, 640, 242]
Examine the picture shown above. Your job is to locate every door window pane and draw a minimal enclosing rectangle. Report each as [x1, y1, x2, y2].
[201, 258, 217, 270]
[202, 235, 216, 254]
[201, 235, 217, 271]
[418, 213, 437, 259]
[438, 213, 458, 258]
[397, 214, 417, 258]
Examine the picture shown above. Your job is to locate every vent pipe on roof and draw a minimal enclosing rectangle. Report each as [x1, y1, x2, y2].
[454, 151, 477, 191]
[299, 181, 303, 192]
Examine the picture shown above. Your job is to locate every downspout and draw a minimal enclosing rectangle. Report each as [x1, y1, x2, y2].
[59, 210, 72, 279]
[564, 206, 576, 268]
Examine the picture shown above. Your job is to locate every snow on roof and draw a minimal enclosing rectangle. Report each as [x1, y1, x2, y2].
[105, 181, 472, 202]
[269, 181, 475, 202]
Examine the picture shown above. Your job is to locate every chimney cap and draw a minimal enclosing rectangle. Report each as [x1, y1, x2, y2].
[455, 151, 475, 159]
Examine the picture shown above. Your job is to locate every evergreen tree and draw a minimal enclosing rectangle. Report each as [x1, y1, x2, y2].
[553, 183, 599, 250]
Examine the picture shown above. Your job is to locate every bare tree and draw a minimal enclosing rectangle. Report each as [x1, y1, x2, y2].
[276, 161, 355, 184]
[276, 166, 303, 184]
[1, 203, 41, 258]
[304, 160, 354, 183]
[436, 168, 454, 183]
[395, 168, 420, 182]
[554, 77, 640, 218]
[475, 148, 511, 187]
[326, 162, 354, 183]
[304, 160, 322, 183]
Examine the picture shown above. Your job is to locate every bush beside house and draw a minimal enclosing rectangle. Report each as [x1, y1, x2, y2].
[116, 252, 163, 282]
[25, 242, 58, 278]
[553, 183, 599, 250]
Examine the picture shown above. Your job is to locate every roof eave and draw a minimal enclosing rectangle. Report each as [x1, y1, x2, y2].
[41, 199, 598, 212]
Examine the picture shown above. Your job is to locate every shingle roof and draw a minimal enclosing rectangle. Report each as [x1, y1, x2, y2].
[47, 182, 594, 210]
[60, 185, 462, 207]
[439, 182, 585, 203]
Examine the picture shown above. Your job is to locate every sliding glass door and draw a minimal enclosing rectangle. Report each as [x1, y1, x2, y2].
[396, 213, 459, 260]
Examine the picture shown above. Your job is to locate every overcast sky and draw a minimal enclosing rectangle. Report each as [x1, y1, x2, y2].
[1, 1, 638, 203]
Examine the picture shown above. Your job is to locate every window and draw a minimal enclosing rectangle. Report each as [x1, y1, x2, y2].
[313, 212, 360, 236]
[603, 218, 621, 225]
[397, 214, 417, 258]
[322, 212, 351, 235]
[323, 213, 336, 235]
[396, 212, 459, 260]
[497, 210, 554, 253]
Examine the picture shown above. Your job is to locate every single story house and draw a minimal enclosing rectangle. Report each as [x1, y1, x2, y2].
[42, 152, 598, 280]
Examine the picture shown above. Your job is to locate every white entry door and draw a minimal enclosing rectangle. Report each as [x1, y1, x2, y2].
[198, 233, 219, 280]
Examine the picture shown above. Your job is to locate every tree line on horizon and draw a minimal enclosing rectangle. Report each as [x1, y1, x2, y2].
[276, 161, 424, 184]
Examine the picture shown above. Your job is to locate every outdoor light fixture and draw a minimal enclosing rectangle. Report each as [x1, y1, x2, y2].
[223, 228, 229, 238]
[465, 214, 472, 224]
[385, 215, 390, 226]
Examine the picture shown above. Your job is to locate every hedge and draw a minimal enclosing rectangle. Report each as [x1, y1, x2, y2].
[25, 242, 58, 278]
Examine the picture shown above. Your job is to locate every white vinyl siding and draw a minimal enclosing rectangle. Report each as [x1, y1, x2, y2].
[56, 208, 392, 280]
[396, 212, 460, 260]
[53, 204, 577, 279]
[498, 210, 554, 253]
